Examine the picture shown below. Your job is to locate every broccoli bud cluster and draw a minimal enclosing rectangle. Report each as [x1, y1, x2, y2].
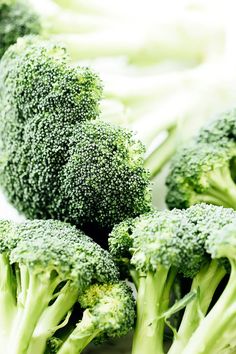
[0, 37, 151, 234]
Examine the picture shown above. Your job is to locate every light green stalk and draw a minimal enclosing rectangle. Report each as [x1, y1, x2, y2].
[27, 283, 79, 354]
[8, 267, 63, 354]
[169, 260, 226, 354]
[0, 254, 16, 352]
[131, 266, 170, 354]
[182, 261, 236, 354]
[57, 311, 99, 354]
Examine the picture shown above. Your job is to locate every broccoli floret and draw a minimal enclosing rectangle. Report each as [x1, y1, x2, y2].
[0, 0, 41, 57]
[180, 222, 236, 354]
[109, 204, 235, 354]
[55, 282, 135, 354]
[166, 109, 236, 210]
[0, 218, 134, 354]
[0, 37, 151, 235]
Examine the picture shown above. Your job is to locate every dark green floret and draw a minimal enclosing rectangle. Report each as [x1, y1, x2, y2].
[0, 218, 135, 354]
[109, 204, 236, 354]
[0, 0, 41, 58]
[166, 109, 236, 210]
[0, 37, 151, 234]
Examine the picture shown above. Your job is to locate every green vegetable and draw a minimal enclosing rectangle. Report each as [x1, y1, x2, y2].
[0, 219, 135, 354]
[0, 36, 151, 236]
[0, 0, 116, 59]
[109, 203, 236, 354]
[0, 0, 225, 65]
[166, 109, 236, 210]
[180, 222, 236, 354]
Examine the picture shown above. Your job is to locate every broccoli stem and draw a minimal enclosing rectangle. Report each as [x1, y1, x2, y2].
[144, 126, 178, 177]
[27, 284, 79, 354]
[57, 310, 99, 354]
[8, 269, 61, 354]
[0, 255, 16, 351]
[194, 166, 236, 209]
[169, 260, 226, 354]
[132, 266, 169, 354]
[52, 25, 213, 65]
[182, 261, 236, 354]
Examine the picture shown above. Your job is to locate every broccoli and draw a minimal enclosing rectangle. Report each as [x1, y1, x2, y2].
[166, 109, 236, 210]
[1, 2, 234, 179]
[178, 222, 236, 354]
[0, 218, 135, 354]
[0, 0, 41, 57]
[109, 203, 236, 354]
[0, 0, 226, 65]
[0, 37, 151, 236]
[102, 59, 236, 177]
[0, 0, 118, 59]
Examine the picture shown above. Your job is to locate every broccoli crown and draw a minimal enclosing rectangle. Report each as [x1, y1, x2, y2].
[166, 140, 236, 209]
[58, 121, 151, 228]
[129, 209, 207, 278]
[0, 36, 102, 129]
[78, 282, 135, 340]
[0, 0, 41, 58]
[0, 37, 151, 232]
[110, 208, 204, 278]
[4, 219, 119, 288]
[166, 109, 236, 210]
[109, 204, 236, 278]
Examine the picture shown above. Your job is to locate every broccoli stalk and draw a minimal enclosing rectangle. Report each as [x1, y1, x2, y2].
[9, 268, 77, 354]
[2, 0, 225, 65]
[132, 268, 175, 354]
[50, 0, 225, 66]
[102, 61, 236, 176]
[0, 253, 16, 352]
[181, 223, 236, 354]
[0, 0, 118, 58]
[193, 165, 236, 209]
[168, 260, 226, 354]
[23, 284, 78, 354]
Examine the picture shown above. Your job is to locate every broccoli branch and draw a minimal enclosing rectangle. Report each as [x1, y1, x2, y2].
[169, 260, 226, 354]
[182, 260, 236, 354]
[57, 310, 100, 354]
[193, 165, 236, 209]
[8, 268, 67, 354]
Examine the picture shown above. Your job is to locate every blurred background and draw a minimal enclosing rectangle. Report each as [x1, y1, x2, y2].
[1, 0, 236, 351]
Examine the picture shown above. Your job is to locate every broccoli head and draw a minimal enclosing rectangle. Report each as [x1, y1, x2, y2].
[0, 218, 135, 354]
[109, 204, 236, 354]
[166, 109, 236, 210]
[0, 0, 41, 58]
[0, 37, 151, 235]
